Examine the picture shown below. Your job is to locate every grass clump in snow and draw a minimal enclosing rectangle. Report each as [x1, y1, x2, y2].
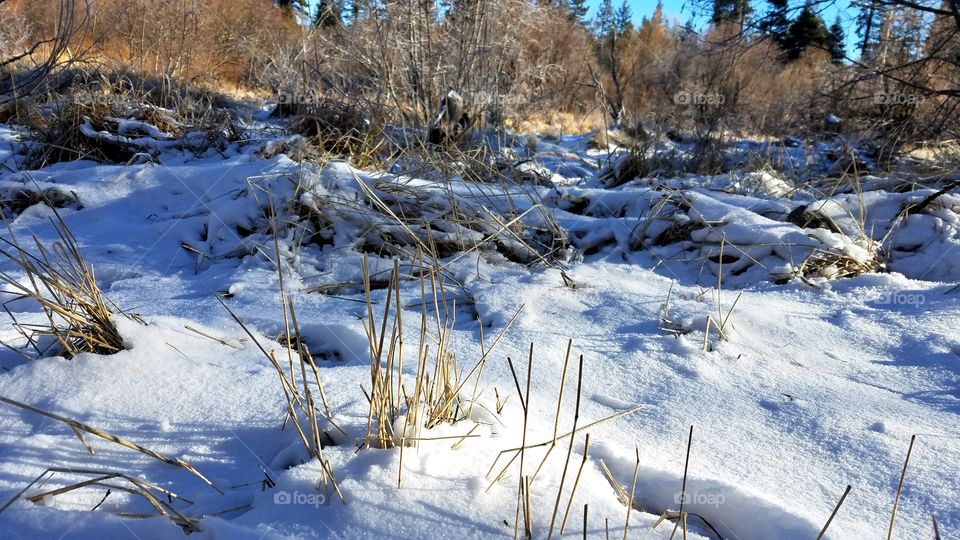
[0, 210, 131, 359]
[24, 96, 141, 167]
[287, 97, 386, 170]
[0, 183, 81, 218]
[360, 255, 520, 459]
[285, 165, 571, 268]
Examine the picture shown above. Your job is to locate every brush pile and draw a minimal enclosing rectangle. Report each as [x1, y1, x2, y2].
[2, 76, 250, 169]
[279, 96, 384, 168]
[180, 156, 573, 279]
[560, 184, 885, 287]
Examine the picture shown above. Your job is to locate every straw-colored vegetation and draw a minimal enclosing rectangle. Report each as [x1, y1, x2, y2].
[0, 209, 131, 359]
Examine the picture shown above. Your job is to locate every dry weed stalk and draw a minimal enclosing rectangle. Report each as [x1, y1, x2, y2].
[887, 434, 916, 540]
[547, 349, 582, 539]
[666, 426, 694, 540]
[217, 297, 343, 502]
[486, 345, 643, 538]
[218, 298, 343, 501]
[816, 484, 852, 539]
[215, 207, 344, 501]
[704, 240, 742, 352]
[486, 405, 644, 492]
[559, 433, 591, 534]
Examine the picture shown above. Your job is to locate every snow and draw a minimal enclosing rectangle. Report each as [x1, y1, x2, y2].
[0, 117, 958, 539]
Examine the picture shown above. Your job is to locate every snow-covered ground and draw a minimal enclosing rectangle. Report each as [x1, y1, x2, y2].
[0, 113, 957, 539]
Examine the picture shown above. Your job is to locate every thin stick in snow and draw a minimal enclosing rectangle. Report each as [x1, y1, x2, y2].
[887, 434, 916, 540]
[816, 484, 852, 539]
[582, 504, 588, 540]
[624, 446, 640, 540]
[547, 353, 584, 539]
[560, 433, 591, 534]
[669, 426, 694, 540]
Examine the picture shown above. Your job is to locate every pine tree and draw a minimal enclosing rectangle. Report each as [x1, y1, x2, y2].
[349, 0, 377, 22]
[276, 0, 307, 18]
[853, 0, 886, 61]
[614, 0, 633, 34]
[314, 0, 342, 28]
[651, 0, 664, 25]
[711, 0, 752, 26]
[826, 15, 846, 64]
[567, 0, 589, 24]
[592, 0, 631, 126]
[759, 0, 791, 47]
[594, 0, 615, 37]
[782, 3, 829, 60]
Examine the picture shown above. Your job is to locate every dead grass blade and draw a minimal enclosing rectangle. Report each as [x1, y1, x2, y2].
[0, 397, 221, 494]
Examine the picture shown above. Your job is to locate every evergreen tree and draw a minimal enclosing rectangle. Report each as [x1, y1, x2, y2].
[782, 3, 829, 60]
[614, 0, 633, 34]
[853, 0, 886, 60]
[826, 15, 846, 64]
[651, 0, 664, 25]
[711, 0, 752, 26]
[567, 0, 589, 24]
[276, 0, 307, 18]
[349, 0, 378, 22]
[594, 0, 615, 37]
[759, 0, 791, 47]
[314, 0, 342, 28]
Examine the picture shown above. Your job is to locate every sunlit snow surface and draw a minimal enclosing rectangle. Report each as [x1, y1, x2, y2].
[0, 118, 957, 539]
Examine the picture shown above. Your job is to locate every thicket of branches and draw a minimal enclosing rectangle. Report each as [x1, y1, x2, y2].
[2, 0, 959, 148]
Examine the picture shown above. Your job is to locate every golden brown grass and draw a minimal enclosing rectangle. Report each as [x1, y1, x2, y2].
[217, 200, 344, 501]
[0, 209, 130, 359]
[507, 111, 607, 138]
[360, 254, 521, 459]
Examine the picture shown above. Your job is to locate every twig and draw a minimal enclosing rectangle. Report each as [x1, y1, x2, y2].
[669, 426, 694, 540]
[887, 434, 916, 540]
[817, 485, 852, 539]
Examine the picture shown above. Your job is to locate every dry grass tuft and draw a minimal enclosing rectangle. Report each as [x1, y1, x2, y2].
[360, 254, 520, 458]
[25, 98, 141, 167]
[0, 184, 81, 218]
[0, 210, 131, 359]
[286, 97, 385, 169]
[507, 111, 607, 138]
